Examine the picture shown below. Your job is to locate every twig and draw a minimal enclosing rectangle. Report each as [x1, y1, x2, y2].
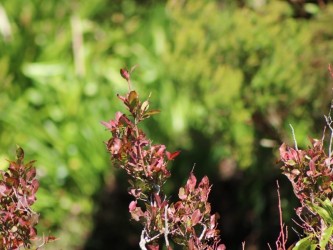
[289, 124, 298, 150]
[267, 243, 272, 250]
[164, 204, 170, 247]
[139, 230, 148, 250]
[276, 180, 287, 250]
[325, 100, 333, 158]
[199, 224, 207, 241]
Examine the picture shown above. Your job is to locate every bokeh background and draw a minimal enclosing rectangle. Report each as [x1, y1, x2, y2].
[0, 0, 333, 249]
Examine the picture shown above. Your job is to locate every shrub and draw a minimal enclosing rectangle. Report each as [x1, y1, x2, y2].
[102, 68, 225, 249]
[0, 146, 54, 249]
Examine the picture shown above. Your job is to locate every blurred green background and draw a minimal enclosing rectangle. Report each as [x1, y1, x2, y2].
[0, 0, 333, 249]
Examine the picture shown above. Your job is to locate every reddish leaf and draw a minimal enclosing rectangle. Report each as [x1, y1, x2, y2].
[166, 150, 181, 161]
[147, 244, 159, 250]
[6, 177, 18, 187]
[45, 235, 57, 243]
[217, 244, 227, 250]
[191, 209, 202, 226]
[129, 201, 137, 212]
[186, 172, 197, 193]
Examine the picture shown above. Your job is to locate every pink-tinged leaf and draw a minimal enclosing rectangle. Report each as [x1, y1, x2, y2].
[166, 150, 181, 161]
[309, 158, 316, 173]
[186, 172, 197, 193]
[279, 143, 295, 162]
[31, 179, 39, 194]
[101, 120, 114, 130]
[178, 187, 187, 200]
[155, 145, 166, 156]
[191, 209, 202, 226]
[129, 201, 144, 221]
[29, 227, 37, 238]
[217, 244, 227, 250]
[109, 138, 122, 155]
[6, 177, 18, 187]
[210, 214, 218, 229]
[26, 167, 36, 181]
[129, 201, 137, 212]
[329, 64, 333, 79]
[45, 235, 57, 243]
[117, 93, 127, 103]
[115, 111, 124, 122]
[147, 244, 159, 250]
[0, 184, 8, 196]
[154, 193, 162, 207]
[128, 188, 142, 198]
[199, 176, 209, 188]
[187, 238, 195, 250]
[309, 155, 319, 174]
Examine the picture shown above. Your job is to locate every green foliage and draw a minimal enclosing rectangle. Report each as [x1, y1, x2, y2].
[122, 1, 333, 170]
[292, 236, 317, 250]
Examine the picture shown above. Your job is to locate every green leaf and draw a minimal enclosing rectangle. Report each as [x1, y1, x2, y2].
[286, 159, 296, 166]
[304, 3, 320, 15]
[319, 225, 333, 249]
[319, 199, 333, 222]
[310, 200, 333, 225]
[292, 235, 317, 250]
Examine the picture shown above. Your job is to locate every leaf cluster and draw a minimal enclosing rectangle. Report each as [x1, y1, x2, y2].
[280, 138, 333, 248]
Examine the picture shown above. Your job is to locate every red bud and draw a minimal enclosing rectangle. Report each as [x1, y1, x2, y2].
[120, 68, 130, 81]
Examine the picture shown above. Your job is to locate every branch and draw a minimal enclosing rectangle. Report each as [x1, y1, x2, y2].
[139, 230, 148, 250]
[199, 224, 207, 241]
[164, 204, 170, 247]
[276, 180, 287, 250]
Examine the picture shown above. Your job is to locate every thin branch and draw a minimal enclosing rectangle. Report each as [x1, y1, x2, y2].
[289, 124, 298, 150]
[139, 230, 148, 250]
[325, 101, 333, 158]
[267, 243, 272, 250]
[276, 180, 287, 250]
[199, 224, 207, 241]
[164, 204, 170, 247]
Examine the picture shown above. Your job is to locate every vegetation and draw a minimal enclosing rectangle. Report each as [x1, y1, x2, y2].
[0, 0, 333, 249]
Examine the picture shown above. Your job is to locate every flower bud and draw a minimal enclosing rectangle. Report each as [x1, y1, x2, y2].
[120, 68, 130, 81]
